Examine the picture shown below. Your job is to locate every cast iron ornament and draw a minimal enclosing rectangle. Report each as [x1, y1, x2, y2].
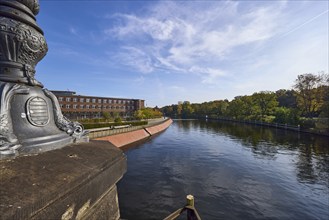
[0, 0, 88, 157]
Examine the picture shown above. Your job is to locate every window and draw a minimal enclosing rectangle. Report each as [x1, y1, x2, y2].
[122, 100, 126, 104]
[103, 99, 107, 104]
[60, 104, 64, 108]
[58, 97, 63, 101]
[118, 100, 121, 104]
[92, 99, 96, 103]
[98, 99, 102, 103]
[73, 104, 77, 109]
[73, 98, 77, 102]
[86, 98, 90, 102]
[113, 100, 116, 104]
[66, 97, 71, 102]
[80, 105, 84, 109]
[86, 105, 90, 109]
[92, 105, 96, 109]
[66, 104, 70, 109]
[98, 105, 101, 109]
[80, 98, 84, 102]
[108, 100, 112, 103]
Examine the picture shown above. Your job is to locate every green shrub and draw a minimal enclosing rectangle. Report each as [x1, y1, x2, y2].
[299, 118, 316, 129]
[114, 117, 122, 123]
[82, 120, 148, 129]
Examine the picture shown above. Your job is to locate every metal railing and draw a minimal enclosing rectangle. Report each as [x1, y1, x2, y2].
[164, 195, 201, 220]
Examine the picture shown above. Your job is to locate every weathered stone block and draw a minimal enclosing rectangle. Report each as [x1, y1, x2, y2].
[0, 140, 126, 220]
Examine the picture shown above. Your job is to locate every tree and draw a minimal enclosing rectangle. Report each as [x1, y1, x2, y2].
[177, 103, 183, 116]
[276, 89, 297, 108]
[252, 91, 278, 120]
[274, 107, 300, 125]
[227, 96, 249, 119]
[102, 111, 111, 121]
[181, 101, 194, 118]
[134, 108, 163, 120]
[293, 73, 327, 117]
[134, 110, 144, 120]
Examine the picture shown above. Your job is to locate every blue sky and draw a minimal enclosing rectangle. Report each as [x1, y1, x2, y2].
[36, 0, 328, 107]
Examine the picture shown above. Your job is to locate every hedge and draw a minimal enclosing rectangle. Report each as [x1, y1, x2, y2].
[82, 120, 148, 129]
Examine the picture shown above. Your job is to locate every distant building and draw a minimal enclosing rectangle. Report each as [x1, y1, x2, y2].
[51, 90, 145, 119]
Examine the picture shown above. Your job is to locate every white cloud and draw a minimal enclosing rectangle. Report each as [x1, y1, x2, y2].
[103, 0, 327, 93]
[189, 66, 226, 84]
[105, 1, 284, 78]
[105, 14, 178, 41]
[111, 46, 154, 73]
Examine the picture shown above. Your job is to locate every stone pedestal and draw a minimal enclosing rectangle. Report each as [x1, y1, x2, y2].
[0, 140, 126, 220]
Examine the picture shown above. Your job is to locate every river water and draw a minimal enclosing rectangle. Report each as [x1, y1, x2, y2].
[117, 120, 329, 220]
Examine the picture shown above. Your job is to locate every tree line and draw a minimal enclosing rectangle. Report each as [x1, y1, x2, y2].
[161, 73, 329, 133]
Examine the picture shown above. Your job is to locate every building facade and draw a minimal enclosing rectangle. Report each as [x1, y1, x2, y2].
[52, 91, 145, 119]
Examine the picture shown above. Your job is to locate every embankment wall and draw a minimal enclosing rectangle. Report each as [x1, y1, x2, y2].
[95, 119, 173, 148]
[144, 119, 173, 135]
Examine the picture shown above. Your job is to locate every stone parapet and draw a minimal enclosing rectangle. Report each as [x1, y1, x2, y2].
[0, 140, 126, 220]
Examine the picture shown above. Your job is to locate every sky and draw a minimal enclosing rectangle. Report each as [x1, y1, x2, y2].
[35, 0, 328, 107]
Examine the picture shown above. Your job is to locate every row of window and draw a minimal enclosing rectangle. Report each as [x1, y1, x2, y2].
[60, 104, 135, 110]
[58, 97, 134, 104]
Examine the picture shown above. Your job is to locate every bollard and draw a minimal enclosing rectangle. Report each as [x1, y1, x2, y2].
[163, 194, 201, 220]
[186, 195, 194, 207]
[187, 195, 198, 220]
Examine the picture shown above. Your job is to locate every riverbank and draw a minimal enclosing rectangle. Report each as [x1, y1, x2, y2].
[205, 117, 329, 137]
[91, 118, 173, 148]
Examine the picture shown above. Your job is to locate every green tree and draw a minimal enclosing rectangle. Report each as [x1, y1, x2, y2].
[102, 111, 111, 121]
[227, 97, 245, 119]
[252, 91, 278, 120]
[177, 102, 183, 116]
[274, 107, 300, 125]
[181, 101, 194, 118]
[134, 110, 144, 120]
[134, 108, 163, 120]
[276, 89, 297, 108]
[218, 100, 229, 116]
[293, 73, 327, 117]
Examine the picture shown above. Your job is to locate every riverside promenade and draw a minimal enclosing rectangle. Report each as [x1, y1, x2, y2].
[89, 118, 173, 148]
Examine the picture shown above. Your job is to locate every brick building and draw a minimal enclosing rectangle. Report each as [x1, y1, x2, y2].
[52, 91, 145, 119]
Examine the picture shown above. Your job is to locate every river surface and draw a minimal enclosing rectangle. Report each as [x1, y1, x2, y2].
[117, 120, 329, 220]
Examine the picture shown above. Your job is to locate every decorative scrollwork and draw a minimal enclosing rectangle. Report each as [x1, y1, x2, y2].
[17, 0, 40, 15]
[0, 10, 47, 87]
[0, 82, 30, 155]
[43, 89, 88, 139]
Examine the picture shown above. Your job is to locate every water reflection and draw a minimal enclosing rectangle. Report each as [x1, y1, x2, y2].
[118, 120, 329, 220]
[196, 120, 329, 187]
